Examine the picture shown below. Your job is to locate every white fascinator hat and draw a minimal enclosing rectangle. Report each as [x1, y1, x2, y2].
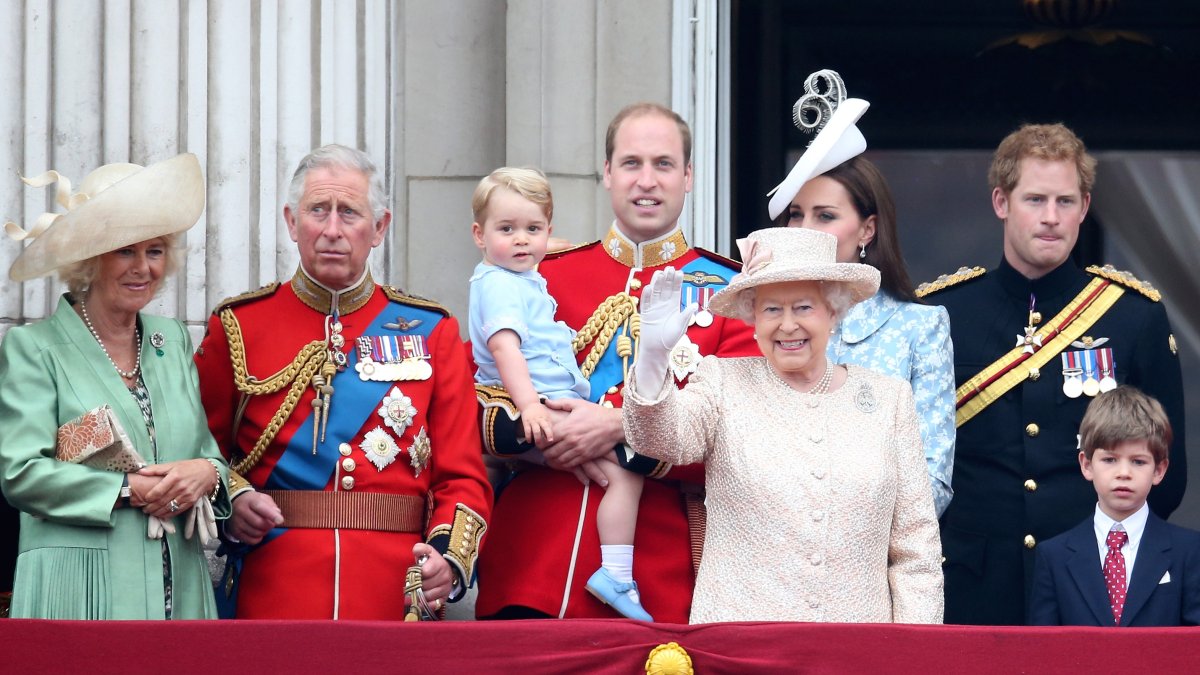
[5, 153, 205, 282]
[766, 69, 870, 221]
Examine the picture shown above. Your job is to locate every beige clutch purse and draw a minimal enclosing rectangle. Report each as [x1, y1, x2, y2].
[55, 404, 147, 472]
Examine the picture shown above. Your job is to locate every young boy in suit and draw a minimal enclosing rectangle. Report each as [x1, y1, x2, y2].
[1029, 386, 1200, 626]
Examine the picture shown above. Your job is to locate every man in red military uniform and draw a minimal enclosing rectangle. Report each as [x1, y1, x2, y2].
[196, 145, 491, 620]
[475, 104, 757, 622]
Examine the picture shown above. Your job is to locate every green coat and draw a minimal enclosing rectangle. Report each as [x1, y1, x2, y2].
[0, 295, 230, 619]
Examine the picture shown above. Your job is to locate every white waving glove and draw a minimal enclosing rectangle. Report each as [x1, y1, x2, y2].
[185, 499, 219, 547]
[147, 515, 176, 540]
[634, 267, 697, 399]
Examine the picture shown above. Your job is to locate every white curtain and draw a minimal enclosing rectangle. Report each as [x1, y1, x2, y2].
[1093, 154, 1200, 354]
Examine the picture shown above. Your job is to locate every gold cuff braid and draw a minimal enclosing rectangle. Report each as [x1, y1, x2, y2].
[220, 308, 328, 475]
[226, 469, 254, 498]
[431, 504, 487, 584]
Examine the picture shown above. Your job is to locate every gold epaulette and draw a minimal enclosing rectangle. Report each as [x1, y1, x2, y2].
[381, 286, 451, 317]
[915, 266, 987, 298]
[1087, 264, 1161, 302]
[543, 239, 600, 260]
[212, 282, 281, 314]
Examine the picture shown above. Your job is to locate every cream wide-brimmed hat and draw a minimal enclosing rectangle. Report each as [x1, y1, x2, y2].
[708, 228, 880, 319]
[766, 70, 869, 221]
[5, 153, 205, 281]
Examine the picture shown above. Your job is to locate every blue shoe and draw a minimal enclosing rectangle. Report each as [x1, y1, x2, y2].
[585, 568, 654, 622]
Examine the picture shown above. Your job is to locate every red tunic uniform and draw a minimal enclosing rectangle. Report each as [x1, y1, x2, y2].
[475, 225, 757, 622]
[196, 270, 492, 620]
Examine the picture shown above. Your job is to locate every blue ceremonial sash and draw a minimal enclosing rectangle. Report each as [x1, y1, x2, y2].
[585, 256, 733, 399]
[264, 302, 441, 492]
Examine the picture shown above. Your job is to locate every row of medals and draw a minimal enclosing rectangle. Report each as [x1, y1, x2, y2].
[1023, 309, 1116, 399]
[1062, 364, 1116, 399]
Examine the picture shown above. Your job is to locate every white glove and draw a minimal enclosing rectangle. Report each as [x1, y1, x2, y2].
[184, 498, 219, 546]
[634, 267, 696, 398]
[147, 515, 177, 539]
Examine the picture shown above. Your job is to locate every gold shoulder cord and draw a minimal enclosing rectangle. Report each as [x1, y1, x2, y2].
[571, 292, 640, 380]
[220, 308, 328, 475]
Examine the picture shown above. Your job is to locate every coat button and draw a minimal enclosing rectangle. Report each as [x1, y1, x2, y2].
[607, 386, 619, 395]
[1028, 367, 1040, 381]
[339, 443, 352, 457]
[342, 458, 356, 472]
[629, 278, 643, 290]
[1024, 534, 1036, 549]
[1024, 479, 1038, 492]
[1025, 423, 1039, 437]
[341, 476, 355, 490]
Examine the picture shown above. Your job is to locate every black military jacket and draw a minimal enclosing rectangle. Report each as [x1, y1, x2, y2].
[927, 257, 1185, 625]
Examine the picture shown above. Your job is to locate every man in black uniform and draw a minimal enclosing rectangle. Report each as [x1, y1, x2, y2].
[920, 123, 1186, 625]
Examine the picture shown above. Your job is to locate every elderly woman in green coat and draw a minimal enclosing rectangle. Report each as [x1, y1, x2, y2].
[0, 154, 230, 619]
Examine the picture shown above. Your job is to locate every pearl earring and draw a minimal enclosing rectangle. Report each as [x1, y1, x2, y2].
[859, 242, 867, 259]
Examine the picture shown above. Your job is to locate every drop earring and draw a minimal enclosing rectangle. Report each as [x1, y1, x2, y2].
[859, 242, 867, 259]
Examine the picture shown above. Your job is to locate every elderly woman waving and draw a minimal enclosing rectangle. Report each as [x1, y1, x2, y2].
[624, 227, 942, 624]
[0, 154, 229, 619]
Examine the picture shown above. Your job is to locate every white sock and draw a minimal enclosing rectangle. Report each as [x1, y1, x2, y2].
[600, 544, 638, 602]
[601, 544, 634, 582]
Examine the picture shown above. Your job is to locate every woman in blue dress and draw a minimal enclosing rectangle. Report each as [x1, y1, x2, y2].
[766, 70, 955, 515]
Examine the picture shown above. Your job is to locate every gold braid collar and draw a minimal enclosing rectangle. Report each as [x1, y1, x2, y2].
[219, 308, 328, 475]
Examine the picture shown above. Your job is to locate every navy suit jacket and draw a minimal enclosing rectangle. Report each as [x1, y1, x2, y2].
[1029, 512, 1200, 626]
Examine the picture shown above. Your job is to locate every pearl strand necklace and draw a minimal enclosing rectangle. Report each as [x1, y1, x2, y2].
[803, 361, 834, 396]
[79, 300, 141, 380]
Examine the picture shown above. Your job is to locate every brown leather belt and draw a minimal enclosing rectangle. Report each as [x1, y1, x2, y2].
[264, 490, 425, 533]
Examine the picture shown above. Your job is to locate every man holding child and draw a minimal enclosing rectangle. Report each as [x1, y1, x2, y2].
[474, 103, 757, 621]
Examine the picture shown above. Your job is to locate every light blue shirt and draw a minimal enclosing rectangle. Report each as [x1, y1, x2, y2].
[468, 262, 589, 401]
[829, 290, 956, 516]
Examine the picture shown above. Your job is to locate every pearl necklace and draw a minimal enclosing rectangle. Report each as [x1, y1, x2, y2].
[803, 361, 834, 396]
[79, 300, 141, 380]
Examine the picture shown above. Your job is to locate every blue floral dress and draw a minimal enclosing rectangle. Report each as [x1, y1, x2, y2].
[829, 291, 956, 516]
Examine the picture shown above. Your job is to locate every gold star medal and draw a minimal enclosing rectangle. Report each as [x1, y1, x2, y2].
[407, 427, 431, 478]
